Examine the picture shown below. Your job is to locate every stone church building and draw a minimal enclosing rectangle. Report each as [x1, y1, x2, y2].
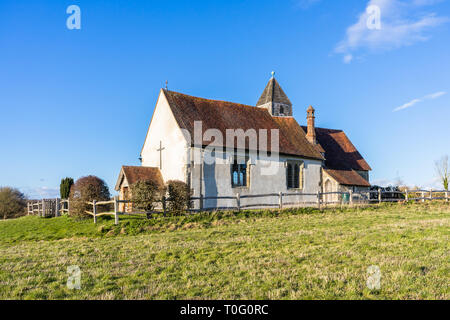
[115, 75, 371, 208]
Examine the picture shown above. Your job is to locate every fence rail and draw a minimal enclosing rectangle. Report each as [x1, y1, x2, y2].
[27, 198, 69, 217]
[27, 189, 449, 224]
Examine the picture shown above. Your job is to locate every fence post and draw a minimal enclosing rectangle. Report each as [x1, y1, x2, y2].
[421, 191, 425, 203]
[56, 198, 60, 217]
[67, 199, 70, 215]
[93, 200, 97, 224]
[349, 190, 353, 206]
[446, 191, 449, 202]
[429, 189, 433, 201]
[279, 192, 283, 210]
[378, 189, 381, 204]
[317, 191, 321, 210]
[199, 193, 204, 211]
[236, 193, 241, 212]
[405, 189, 409, 202]
[114, 196, 119, 225]
[162, 195, 166, 216]
[41, 199, 45, 217]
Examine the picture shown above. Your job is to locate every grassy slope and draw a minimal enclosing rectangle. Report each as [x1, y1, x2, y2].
[0, 203, 449, 300]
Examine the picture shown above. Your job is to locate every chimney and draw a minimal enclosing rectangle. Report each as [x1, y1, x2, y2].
[306, 106, 316, 145]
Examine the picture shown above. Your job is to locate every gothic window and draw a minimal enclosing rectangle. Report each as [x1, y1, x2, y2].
[294, 164, 300, 188]
[231, 155, 248, 187]
[287, 164, 293, 188]
[287, 161, 304, 189]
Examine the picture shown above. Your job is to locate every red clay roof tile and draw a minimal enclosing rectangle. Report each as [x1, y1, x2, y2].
[325, 169, 371, 187]
[302, 126, 371, 171]
[163, 90, 324, 160]
[115, 166, 164, 191]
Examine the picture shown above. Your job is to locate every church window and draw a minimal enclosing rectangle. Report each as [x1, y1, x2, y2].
[287, 164, 293, 188]
[287, 161, 304, 189]
[231, 155, 248, 187]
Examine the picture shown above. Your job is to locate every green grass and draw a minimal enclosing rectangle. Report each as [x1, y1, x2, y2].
[0, 203, 448, 299]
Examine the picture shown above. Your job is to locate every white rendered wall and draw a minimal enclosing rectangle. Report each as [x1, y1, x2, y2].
[190, 147, 323, 209]
[141, 90, 188, 183]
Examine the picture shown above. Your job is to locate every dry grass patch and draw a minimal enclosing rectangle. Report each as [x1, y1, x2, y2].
[0, 203, 448, 299]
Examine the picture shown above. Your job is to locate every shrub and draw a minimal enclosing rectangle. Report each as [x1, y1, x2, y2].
[166, 180, 191, 215]
[60, 177, 74, 199]
[131, 180, 164, 213]
[69, 176, 110, 219]
[0, 187, 27, 220]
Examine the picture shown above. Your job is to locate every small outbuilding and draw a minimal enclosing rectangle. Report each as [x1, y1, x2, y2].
[115, 166, 164, 212]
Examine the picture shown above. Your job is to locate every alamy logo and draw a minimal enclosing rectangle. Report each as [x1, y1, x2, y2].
[182, 121, 281, 176]
[67, 265, 81, 290]
[366, 265, 381, 290]
[366, 5, 381, 30]
[66, 5, 81, 30]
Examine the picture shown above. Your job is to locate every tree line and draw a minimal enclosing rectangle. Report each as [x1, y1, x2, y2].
[1, 155, 449, 220]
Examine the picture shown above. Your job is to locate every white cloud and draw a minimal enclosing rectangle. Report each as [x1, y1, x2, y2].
[20, 186, 59, 199]
[422, 177, 443, 189]
[343, 54, 354, 63]
[425, 91, 446, 99]
[335, 0, 448, 62]
[372, 178, 397, 186]
[393, 91, 446, 112]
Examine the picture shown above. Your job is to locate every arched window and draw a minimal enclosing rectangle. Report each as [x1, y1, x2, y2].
[287, 164, 293, 188]
[294, 164, 300, 188]
[231, 155, 248, 187]
[287, 161, 304, 189]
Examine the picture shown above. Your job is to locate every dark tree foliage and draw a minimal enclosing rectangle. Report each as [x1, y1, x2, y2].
[69, 176, 110, 219]
[60, 177, 74, 199]
[0, 187, 27, 220]
[131, 180, 165, 213]
[166, 180, 192, 215]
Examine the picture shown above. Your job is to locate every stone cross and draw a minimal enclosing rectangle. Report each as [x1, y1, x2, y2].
[157, 141, 165, 170]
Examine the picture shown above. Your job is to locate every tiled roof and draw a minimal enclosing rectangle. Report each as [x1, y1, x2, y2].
[325, 169, 371, 187]
[256, 77, 292, 106]
[115, 166, 164, 191]
[302, 126, 371, 171]
[163, 90, 323, 160]
[272, 117, 326, 160]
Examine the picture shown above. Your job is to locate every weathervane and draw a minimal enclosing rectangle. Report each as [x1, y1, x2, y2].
[165, 80, 168, 90]
[271, 71, 275, 78]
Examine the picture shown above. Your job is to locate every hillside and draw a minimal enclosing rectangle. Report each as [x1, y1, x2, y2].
[0, 203, 449, 299]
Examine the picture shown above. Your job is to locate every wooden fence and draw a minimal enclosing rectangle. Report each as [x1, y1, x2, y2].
[85, 197, 120, 225]
[191, 189, 449, 211]
[27, 198, 69, 217]
[28, 189, 449, 224]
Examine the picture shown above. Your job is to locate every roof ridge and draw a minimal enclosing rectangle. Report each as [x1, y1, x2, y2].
[301, 125, 344, 132]
[164, 89, 255, 109]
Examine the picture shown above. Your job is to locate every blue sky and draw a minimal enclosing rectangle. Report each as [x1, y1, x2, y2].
[1, 0, 449, 198]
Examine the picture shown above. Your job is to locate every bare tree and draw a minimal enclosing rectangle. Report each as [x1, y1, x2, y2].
[435, 155, 449, 191]
[0, 187, 27, 220]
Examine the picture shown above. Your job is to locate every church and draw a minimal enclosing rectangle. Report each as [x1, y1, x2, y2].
[115, 75, 371, 209]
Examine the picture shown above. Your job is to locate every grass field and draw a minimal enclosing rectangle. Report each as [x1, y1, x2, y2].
[0, 203, 449, 300]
